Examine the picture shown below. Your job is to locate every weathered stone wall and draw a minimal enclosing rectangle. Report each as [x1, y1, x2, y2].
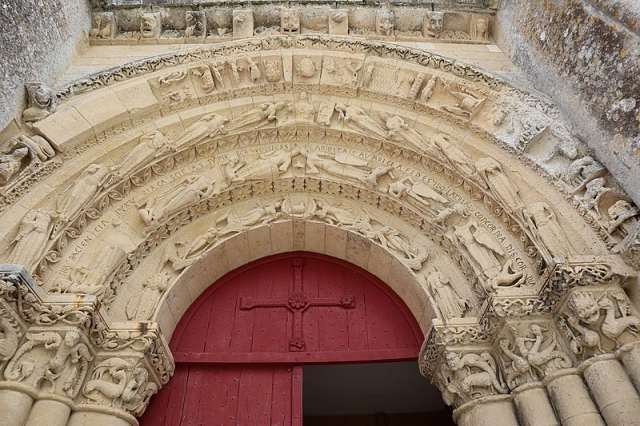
[496, 0, 640, 204]
[0, 0, 91, 130]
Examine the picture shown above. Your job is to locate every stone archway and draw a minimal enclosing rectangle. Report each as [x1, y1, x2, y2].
[0, 35, 638, 426]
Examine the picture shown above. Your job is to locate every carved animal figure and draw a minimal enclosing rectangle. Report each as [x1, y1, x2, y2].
[599, 293, 640, 344]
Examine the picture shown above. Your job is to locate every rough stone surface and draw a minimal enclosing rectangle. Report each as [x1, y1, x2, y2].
[496, 0, 640, 205]
[0, 0, 91, 130]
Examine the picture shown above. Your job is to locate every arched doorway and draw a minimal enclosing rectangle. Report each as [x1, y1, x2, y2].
[141, 252, 445, 425]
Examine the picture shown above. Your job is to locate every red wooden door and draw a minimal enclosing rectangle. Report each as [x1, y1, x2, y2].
[142, 252, 423, 426]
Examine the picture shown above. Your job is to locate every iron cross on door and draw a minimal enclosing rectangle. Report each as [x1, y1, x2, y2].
[239, 258, 356, 351]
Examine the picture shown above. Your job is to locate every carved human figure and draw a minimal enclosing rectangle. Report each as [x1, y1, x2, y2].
[306, 151, 391, 188]
[0, 147, 28, 185]
[426, 269, 470, 320]
[375, 9, 394, 36]
[226, 102, 288, 132]
[115, 130, 172, 178]
[5, 330, 92, 398]
[423, 12, 443, 38]
[476, 157, 525, 218]
[126, 272, 171, 321]
[385, 116, 427, 151]
[8, 209, 52, 270]
[84, 358, 157, 416]
[388, 177, 448, 214]
[431, 134, 482, 184]
[374, 226, 429, 271]
[140, 13, 161, 38]
[524, 202, 575, 259]
[419, 75, 438, 102]
[472, 17, 490, 41]
[442, 86, 486, 119]
[296, 92, 316, 123]
[232, 149, 302, 182]
[138, 175, 214, 226]
[23, 82, 57, 122]
[216, 202, 281, 238]
[0, 317, 19, 362]
[580, 177, 611, 211]
[174, 114, 228, 149]
[56, 164, 110, 222]
[281, 197, 318, 219]
[440, 351, 507, 406]
[335, 104, 387, 139]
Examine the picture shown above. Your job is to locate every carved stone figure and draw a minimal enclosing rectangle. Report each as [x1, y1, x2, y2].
[281, 9, 300, 34]
[296, 57, 317, 79]
[226, 102, 288, 132]
[423, 12, 444, 38]
[432, 134, 482, 184]
[5, 331, 92, 398]
[296, 92, 316, 123]
[23, 82, 57, 122]
[90, 12, 115, 39]
[426, 269, 470, 320]
[126, 272, 171, 321]
[56, 164, 110, 222]
[471, 16, 490, 41]
[453, 221, 524, 290]
[185, 11, 206, 38]
[419, 75, 438, 102]
[0, 147, 28, 185]
[607, 200, 639, 240]
[373, 226, 429, 271]
[233, 10, 254, 38]
[216, 202, 281, 238]
[564, 156, 606, 189]
[263, 57, 282, 83]
[174, 114, 228, 148]
[329, 10, 348, 35]
[84, 358, 157, 416]
[8, 209, 53, 270]
[524, 202, 575, 259]
[385, 116, 428, 151]
[439, 351, 507, 407]
[281, 197, 319, 219]
[138, 175, 215, 226]
[306, 151, 391, 188]
[375, 9, 394, 36]
[10, 134, 56, 162]
[442, 85, 486, 119]
[388, 177, 448, 214]
[0, 318, 19, 362]
[335, 104, 387, 139]
[232, 149, 302, 182]
[140, 12, 161, 39]
[476, 157, 525, 218]
[580, 177, 612, 212]
[115, 130, 172, 178]
[190, 66, 215, 92]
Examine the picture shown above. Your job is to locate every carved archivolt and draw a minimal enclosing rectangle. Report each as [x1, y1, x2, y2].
[0, 35, 638, 421]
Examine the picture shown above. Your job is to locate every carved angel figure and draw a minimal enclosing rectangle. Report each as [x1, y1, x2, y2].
[138, 175, 215, 226]
[524, 202, 575, 260]
[8, 209, 53, 271]
[334, 104, 387, 139]
[84, 358, 158, 416]
[5, 331, 92, 398]
[56, 164, 110, 223]
[476, 157, 525, 218]
[174, 114, 228, 149]
[115, 130, 172, 178]
[306, 151, 391, 188]
[426, 268, 470, 320]
[440, 351, 507, 406]
[126, 272, 171, 321]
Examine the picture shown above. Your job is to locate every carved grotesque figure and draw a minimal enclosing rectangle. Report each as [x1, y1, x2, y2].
[140, 13, 161, 38]
[23, 82, 57, 122]
[233, 9, 254, 38]
[90, 12, 115, 39]
[281, 9, 300, 34]
[424, 12, 444, 38]
[375, 9, 394, 36]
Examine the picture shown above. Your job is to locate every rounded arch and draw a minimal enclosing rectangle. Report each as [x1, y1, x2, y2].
[0, 35, 633, 353]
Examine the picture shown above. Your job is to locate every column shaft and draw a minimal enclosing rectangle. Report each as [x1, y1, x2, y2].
[582, 355, 640, 426]
[618, 342, 640, 393]
[0, 388, 34, 426]
[544, 369, 604, 426]
[25, 399, 71, 426]
[67, 410, 134, 426]
[454, 395, 519, 426]
[512, 382, 559, 426]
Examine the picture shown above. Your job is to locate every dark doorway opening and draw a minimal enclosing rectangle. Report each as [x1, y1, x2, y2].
[303, 361, 454, 426]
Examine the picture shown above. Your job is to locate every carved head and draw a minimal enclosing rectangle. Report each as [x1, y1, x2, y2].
[141, 14, 159, 38]
[296, 57, 316, 79]
[331, 11, 347, 24]
[64, 330, 81, 347]
[27, 83, 54, 109]
[444, 351, 462, 370]
[568, 292, 600, 324]
[429, 12, 444, 34]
